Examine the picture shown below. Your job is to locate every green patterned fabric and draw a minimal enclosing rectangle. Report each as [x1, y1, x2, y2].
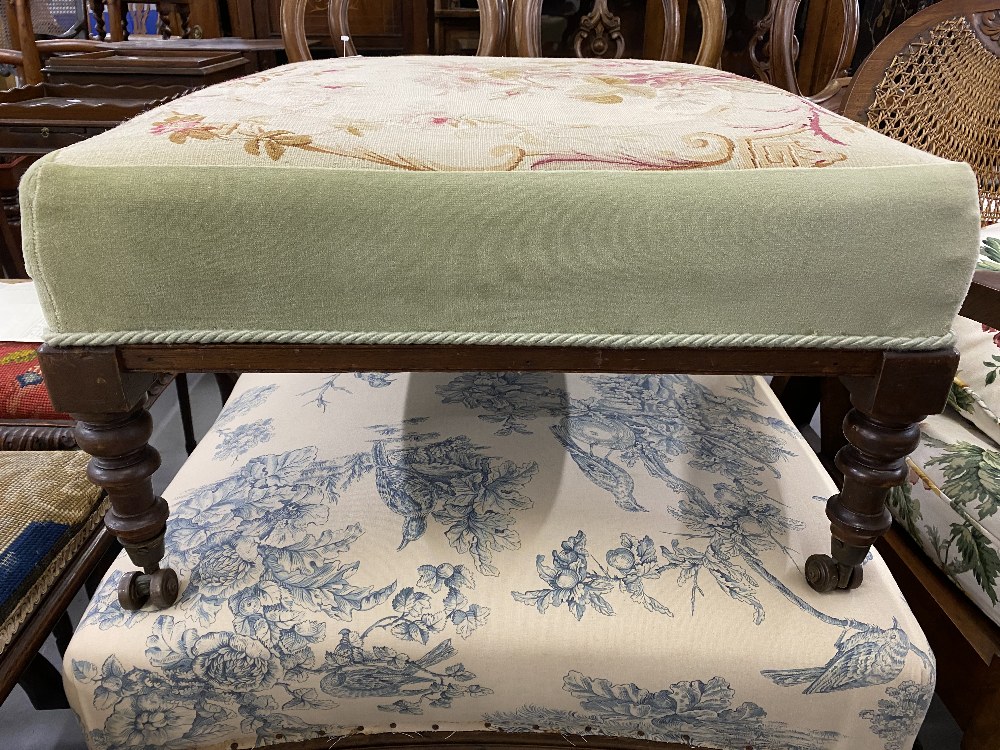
[21, 57, 981, 348]
[889, 407, 1000, 627]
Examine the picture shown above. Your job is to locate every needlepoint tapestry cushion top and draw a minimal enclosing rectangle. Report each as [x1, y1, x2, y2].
[21, 57, 980, 349]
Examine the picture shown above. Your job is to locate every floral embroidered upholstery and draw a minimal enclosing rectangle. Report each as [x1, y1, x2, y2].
[948, 225, 1000, 445]
[67, 373, 934, 750]
[0, 343, 68, 421]
[22, 57, 980, 350]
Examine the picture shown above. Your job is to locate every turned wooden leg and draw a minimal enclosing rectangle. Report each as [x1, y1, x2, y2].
[805, 350, 958, 593]
[106, 0, 126, 41]
[177, 2, 192, 38]
[89, 0, 106, 40]
[72, 403, 178, 610]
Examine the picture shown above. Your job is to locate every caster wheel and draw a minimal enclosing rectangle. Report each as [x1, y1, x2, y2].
[118, 570, 149, 610]
[805, 554, 839, 593]
[149, 568, 179, 608]
[844, 564, 864, 590]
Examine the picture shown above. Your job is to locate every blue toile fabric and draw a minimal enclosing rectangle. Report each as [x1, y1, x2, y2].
[64, 373, 935, 750]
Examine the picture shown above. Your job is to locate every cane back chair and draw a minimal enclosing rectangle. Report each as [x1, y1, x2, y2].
[838, 2, 1000, 746]
[25, 0, 984, 747]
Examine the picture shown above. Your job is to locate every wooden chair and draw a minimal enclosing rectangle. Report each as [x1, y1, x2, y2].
[2, 0, 107, 83]
[837, 3, 1000, 746]
[0, 450, 116, 710]
[748, 0, 859, 109]
[24, 1, 984, 747]
[509, 0, 725, 64]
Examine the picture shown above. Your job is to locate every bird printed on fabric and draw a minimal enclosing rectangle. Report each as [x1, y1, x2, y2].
[761, 619, 910, 693]
[550, 422, 646, 512]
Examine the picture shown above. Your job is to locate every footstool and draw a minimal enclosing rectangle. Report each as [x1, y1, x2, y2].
[22, 54, 983, 616]
[67, 372, 935, 750]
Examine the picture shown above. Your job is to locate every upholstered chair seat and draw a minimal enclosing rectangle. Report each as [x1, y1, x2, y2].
[67, 372, 935, 750]
[0, 342, 69, 421]
[885, 225, 1000, 628]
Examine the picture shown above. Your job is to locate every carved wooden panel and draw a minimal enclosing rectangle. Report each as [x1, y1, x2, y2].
[972, 9, 1000, 53]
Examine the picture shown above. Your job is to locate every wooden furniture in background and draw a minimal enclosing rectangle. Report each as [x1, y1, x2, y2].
[251, 0, 429, 56]
[434, 0, 481, 55]
[511, 0, 725, 64]
[41, 46, 247, 84]
[88, 1, 222, 40]
[749, 0, 859, 106]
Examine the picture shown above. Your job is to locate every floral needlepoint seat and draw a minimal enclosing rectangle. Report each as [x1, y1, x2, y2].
[0, 343, 69, 422]
[21, 56, 979, 350]
[67, 373, 934, 750]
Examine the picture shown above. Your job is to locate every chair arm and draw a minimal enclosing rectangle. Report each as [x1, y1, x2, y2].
[960, 270, 1000, 331]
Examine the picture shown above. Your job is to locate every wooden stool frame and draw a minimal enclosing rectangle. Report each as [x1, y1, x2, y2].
[38, 342, 958, 611]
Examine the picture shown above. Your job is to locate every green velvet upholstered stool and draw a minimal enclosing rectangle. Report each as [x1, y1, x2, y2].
[0, 450, 112, 709]
[13, 8, 987, 750]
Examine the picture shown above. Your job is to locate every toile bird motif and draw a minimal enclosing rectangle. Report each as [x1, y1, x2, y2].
[761, 619, 910, 693]
[550, 423, 645, 512]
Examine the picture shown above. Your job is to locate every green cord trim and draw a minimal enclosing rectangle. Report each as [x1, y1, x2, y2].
[43, 328, 958, 350]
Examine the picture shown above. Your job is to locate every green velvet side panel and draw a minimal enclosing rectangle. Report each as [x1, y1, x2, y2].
[21, 156, 981, 348]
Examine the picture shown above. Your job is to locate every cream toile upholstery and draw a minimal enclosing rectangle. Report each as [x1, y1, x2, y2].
[21, 56, 980, 350]
[66, 372, 934, 750]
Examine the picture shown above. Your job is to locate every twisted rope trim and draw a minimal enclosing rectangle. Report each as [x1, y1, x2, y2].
[43, 328, 958, 351]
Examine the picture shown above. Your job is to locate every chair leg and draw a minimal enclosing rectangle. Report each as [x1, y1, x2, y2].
[73, 403, 178, 610]
[805, 350, 958, 592]
[174, 373, 198, 455]
[17, 653, 69, 711]
[769, 375, 822, 428]
[214, 372, 239, 403]
[88, 0, 106, 39]
[51, 612, 73, 657]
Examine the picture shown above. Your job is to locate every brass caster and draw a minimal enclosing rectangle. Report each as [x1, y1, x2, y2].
[117, 567, 180, 610]
[149, 568, 180, 608]
[118, 570, 148, 610]
[805, 554, 839, 593]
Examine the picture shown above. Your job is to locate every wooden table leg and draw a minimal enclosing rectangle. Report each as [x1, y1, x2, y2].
[106, 0, 126, 41]
[88, 0, 106, 40]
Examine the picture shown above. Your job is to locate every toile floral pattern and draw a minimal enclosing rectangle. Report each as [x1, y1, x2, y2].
[66, 372, 933, 750]
[54, 56, 944, 174]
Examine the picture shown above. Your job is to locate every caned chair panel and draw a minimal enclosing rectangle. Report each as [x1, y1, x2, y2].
[842, 0, 1000, 226]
